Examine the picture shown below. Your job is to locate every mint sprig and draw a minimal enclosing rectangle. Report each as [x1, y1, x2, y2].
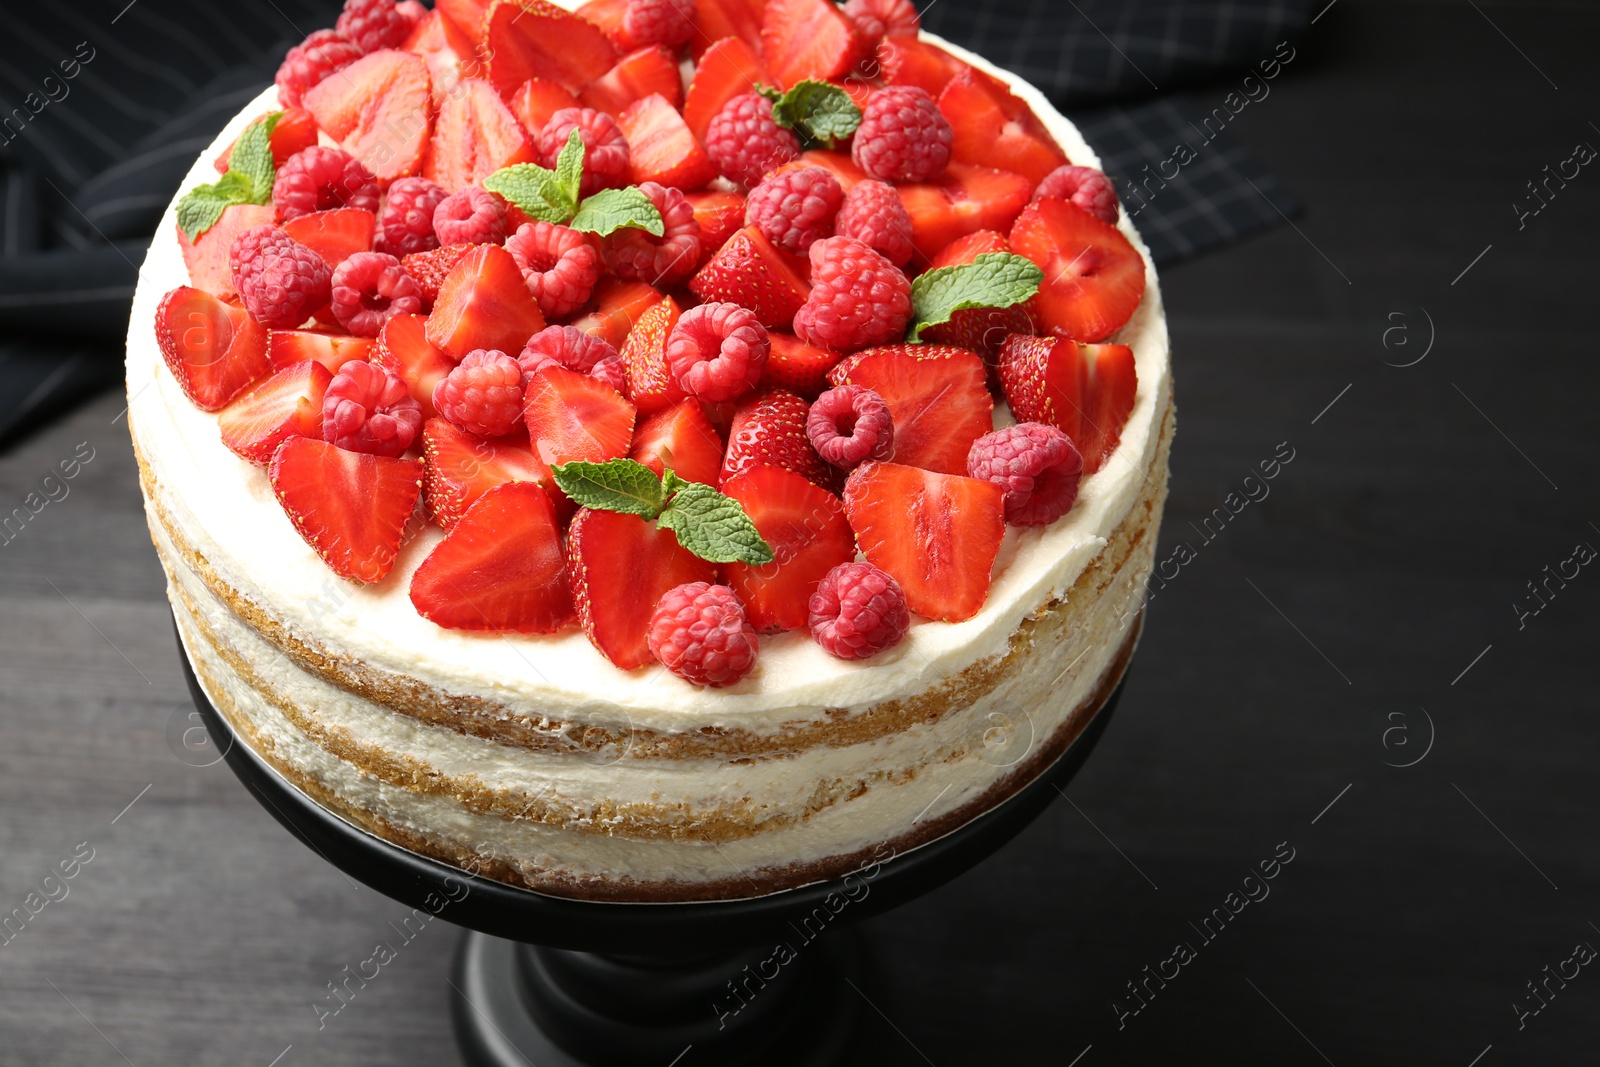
[177, 112, 281, 241]
[552, 460, 774, 565]
[570, 187, 666, 237]
[766, 80, 862, 150]
[907, 252, 1044, 342]
[483, 131, 664, 236]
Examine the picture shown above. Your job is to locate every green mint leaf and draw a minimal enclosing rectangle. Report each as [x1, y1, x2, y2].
[770, 80, 862, 150]
[176, 189, 231, 242]
[554, 127, 585, 207]
[657, 482, 774, 565]
[230, 113, 281, 205]
[482, 163, 576, 224]
[754, 83, 783, 103]
[551, 459, 668, 518]
[569, 187, 665, 237]
[908, 252, 1044, 342]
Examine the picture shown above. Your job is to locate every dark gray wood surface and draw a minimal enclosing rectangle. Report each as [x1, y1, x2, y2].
[3, 1, 1597, 1063]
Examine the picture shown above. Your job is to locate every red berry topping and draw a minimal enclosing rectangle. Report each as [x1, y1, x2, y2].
[647, 582, 759, 687]
[539, 108, 630, 197]
[806, 384, 893, 470]
[665, 302, 769, 402]
[852, 86, 953, 183]
[330, 251, 424, 337]
[155, 287, 271, 411]
[704, 93, 801, 187]
[808, 561, 910, 660]
[602, 181, 702, 286]
[519, 324, 618, 380]
[834, 179, 914, 267]
[322, 359, 424, 456]
[269, 437, 422, 583]
[721, 388, 835, 490]
[378, 176, 447, 257]
[400, 243, 475, 306]
[275, 30, 363, 108]
[624, 0, 697, 50]
[842, 0, 919, 42]
[1033, 164, 1120, 225]
[1009, 197, 1145, 343]
[967, 422, 1084, 527]
[228, 224, 332, 329]
[827, 344, 993, 475]
[793, 236, 912, 352]
[720, 465, 854, 633]
[336, 0, 412, 53]
[591, 354, 629, 393]
[744, 166, 843, 255]
[432, 349, 525, 438]
[433, 187, 509, 247]
[505, 221, 601, 319]
[273, 146, 381, 222]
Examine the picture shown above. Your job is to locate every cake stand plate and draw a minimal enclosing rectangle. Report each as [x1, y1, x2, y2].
[176, 620, 1129, 1065]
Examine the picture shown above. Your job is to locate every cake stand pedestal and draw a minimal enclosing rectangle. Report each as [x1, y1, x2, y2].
[177, 624, 1127, 1066]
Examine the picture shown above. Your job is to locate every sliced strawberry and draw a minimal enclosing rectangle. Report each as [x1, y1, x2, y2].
[827, 345, 993, 474]
[682, 36, 770, 143]
[437, 0, 494, 41]
[281, 208, 376, 272]
[569, 277, 662, 348]
[1009, 197, 1146, 343]
[926, 228, 1009, 270]
[507, 78, 581, 138]
[692, 0, 765, 59]
[567, 507, 716, 669]
[720, 465, 854, 633]
[524, 364, 637, 468]
[575, 0, 630, 48]
[178, 204, 274, 298]
[938, 70, 1067, 186]
[875, 36, 967, 97]
[218, 361, 331, 465]
[619, 295, 687, 414]
[410, 481, 573, 632]
[629, 399, 725, 486]
[685, 190, 746, 264]
[617, 93, 717, 190]
[580, 45, 683, 117]
[406, 8, 485, 106]
[760, 332, 839, 397]
[427, 243, 547, 358]
[720, 388, 835, 490]
[423, 418, 566, 529]
[688, 225, 810, 330]
[997, 335, 1137, 474]
[843, 461, 1004, 622]
[213, 108, 319, 173]
[374, 312, 457, 419]
[400, 243, 476, 307]
[303, 49, 433, 182]
[155, 287, 272, 411]
[268, 330, 374, 374]
[425, 76, 537, 191]
[269, 436, 423, 583]
[483, 0, 618, 96]
[898, 163, 1032, 264]
[761, 0, 869, 87]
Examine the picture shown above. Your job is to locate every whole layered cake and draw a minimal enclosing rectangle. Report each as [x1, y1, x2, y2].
[129, 0, 1174, 901]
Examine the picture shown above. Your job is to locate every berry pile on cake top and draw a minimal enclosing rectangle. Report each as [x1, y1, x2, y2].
[153, 0, 1147, 688]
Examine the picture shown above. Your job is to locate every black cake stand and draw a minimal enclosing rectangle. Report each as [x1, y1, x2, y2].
[177, 624, 1129, 1066]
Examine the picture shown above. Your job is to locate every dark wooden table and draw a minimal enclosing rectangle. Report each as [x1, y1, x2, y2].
[3, 2, 1597, 1063]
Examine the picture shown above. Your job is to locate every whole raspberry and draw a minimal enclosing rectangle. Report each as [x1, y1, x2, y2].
[377, 176, 447, 257]
[273, 146, 381, 222]
[322, 360, 423, 457]
[806, 384, 893, 470]
[966, 422, 1084, 526]
[624, 0, 697, 49]
[518, 325, 617, 380]
[432, 349, 525, 438]
[539, 109, 630, 198]
[808, 561, 910, 661]
[505, 222, 601, 319]
[704, 94, 801, 188]
[793, 236, 912, 351]
[1032, 164, 1120, 225]
[744, 166, 842, 255]
[647, 582, 759, 687]
[336, 0, 412, 53]
[433, 187, 508, 247]
[590, 355, 628, 393]
[852, 86, 953, 183]
[666, 303, 769, 402]
[229, 224, 332, 329]
[602, 182, 702, 286]
[834, 179, 914, 267]
[843, 0, 919, 41]
[275, 29, 363, 108]
[330, 251, 424, 337]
